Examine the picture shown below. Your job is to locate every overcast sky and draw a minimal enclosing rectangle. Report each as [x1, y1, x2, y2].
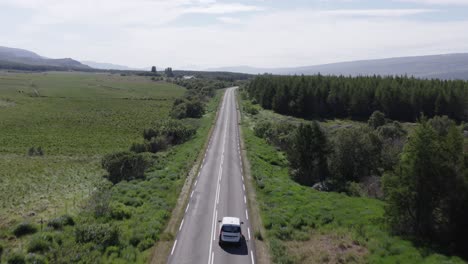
[1, 0, 468, 69]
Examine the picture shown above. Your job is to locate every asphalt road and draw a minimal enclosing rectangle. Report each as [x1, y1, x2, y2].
[168, 87, 255, 264]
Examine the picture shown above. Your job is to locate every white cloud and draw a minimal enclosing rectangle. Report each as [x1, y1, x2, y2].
[183, 3, 263, 14]
[396, 0, 468, 5]
[318, 9, 435, 17]
[217, 16, 243, 24]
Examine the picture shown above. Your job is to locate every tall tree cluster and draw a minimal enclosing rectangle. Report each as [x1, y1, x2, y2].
[383, 119, 468, 257]
[247, 75, 468, 122]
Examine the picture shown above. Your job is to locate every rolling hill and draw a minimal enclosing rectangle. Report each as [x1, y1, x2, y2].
[208, 53, 468, 80]
[0, 46, 91, 71]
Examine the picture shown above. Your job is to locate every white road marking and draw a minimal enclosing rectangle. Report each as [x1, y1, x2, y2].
[208, 92, 229, 264]
[245, 210, 249, 220]
[179, 219, 184, 231]
[185, 203, 190, 213]
[251, 250, 255, 264]
[171, 240, 177, 255]
[191, 190, 194, 198]
[248, 227, 251, 240]
[194, 180, 198, 186]
[213, 210, 218, 241]
[244, 195, 246, 204]
[243, 184, 245, 191]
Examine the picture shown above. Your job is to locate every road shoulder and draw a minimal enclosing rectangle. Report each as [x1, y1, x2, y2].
[235, 89, 272, 264]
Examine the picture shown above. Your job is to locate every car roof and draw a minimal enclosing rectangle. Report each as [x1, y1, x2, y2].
[221, 217, 240, 226]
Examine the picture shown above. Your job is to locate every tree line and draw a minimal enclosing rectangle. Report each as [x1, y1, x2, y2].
[246, 75, 467, 122]
[243, 86, 468, 258]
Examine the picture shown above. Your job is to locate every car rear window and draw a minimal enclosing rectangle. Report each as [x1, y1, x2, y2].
[222, 225, 240, 233]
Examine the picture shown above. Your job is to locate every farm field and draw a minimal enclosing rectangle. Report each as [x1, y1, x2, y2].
[239, 96, 466, 263]
[0, 71, 185, 229]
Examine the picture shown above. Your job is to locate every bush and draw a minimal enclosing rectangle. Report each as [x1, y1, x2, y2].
[47, 215, 74, 230]
[143, 120, 196, 145]
[27, 236, 52, 253]
[13, 223, 37, 237]
[244, 101, 259, 115]
[7, 252, 25, 264]
[170, 99, 205, 119]
[368, 111, 386, 129]
[110, 202, 132, 220]
[75, 223, 120, 248]
[130, 142, 147, 153]
[102, 152, 151, 184]
[0, 243, 3, 257]
[25, 254, 48, 264]
[253, 121, 272, 139]
[137, 238, 155, 251]
[147, 136, 169, 153]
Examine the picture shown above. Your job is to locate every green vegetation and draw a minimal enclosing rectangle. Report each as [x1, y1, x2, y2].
[0, 71, 202, 262]
[383, 119, 468, 256]
[240, 92, 466, 263]
[247, 75, 467, 122]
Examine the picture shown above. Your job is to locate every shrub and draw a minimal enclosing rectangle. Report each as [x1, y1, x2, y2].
[75, 223, 120, 248]
[110, 202, 132, 220]
[0, 243, 3, 257]
[146, 136, 169, 153]
[185, 100, 205, 118]
[7, 252, 25, 264]
[13, 222, 37, 237]
[143, 120, 196, 145]
[25, 254, 48, 264]
[137, 238, 155, 251]
[368, 111, 386, 129]
[47, 215, 74, 230]
[27, 236, 51, 253]
[346, 182, 366, 197]
[377, 121, 406, 140]
[130, 142, 147, 153]
[102, 152, 151, 184]
[253, 121, 272, 139]
[244, 101, 259, 115]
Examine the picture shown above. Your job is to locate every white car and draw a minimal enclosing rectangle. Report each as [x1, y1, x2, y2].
[219, 217, 243, 246]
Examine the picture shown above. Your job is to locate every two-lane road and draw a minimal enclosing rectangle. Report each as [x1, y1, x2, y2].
[168, 87, 255, 264]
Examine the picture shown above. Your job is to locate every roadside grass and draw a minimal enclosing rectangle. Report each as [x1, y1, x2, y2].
[0, 71, 185, 256]
[241, 102, 465, 263]
[0, 155, 103, 227]
[0, 81, 223, 263]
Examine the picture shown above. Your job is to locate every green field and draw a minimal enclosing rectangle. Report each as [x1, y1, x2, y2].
[240, 97, 465, 263]
[0, 71, 185, 229]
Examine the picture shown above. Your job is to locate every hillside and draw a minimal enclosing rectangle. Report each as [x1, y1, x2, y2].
[0, 46, 91, 70]
[81, 60, 140, 71]
[209, 53, 468, 80]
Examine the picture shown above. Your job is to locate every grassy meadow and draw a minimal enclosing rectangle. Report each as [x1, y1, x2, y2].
[0, 71, 185, 230]
[240, 97, 466, 263]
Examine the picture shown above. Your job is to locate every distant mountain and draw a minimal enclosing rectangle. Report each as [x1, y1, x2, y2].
[81, 60, 141, 71]
[0, 46, 91, 70]
[208, 54, 468, 80]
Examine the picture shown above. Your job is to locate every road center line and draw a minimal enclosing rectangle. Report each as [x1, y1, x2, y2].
[248, 227, 251, 240]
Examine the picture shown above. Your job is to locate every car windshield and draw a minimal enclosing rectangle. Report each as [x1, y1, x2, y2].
[222, 225, 240, 233]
